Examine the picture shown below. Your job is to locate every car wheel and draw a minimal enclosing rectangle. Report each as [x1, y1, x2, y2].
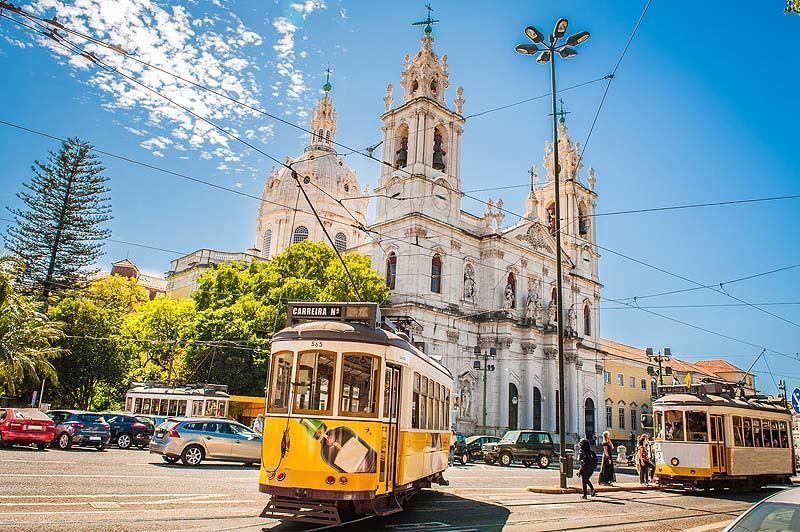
[181, 445, 204, 466]
[460, 453, 469, 465]
[537, 455, 551, 468]
[116, 433, 132, 449]
[36, 443, 47, 451]
[162, 456, 179, 464]
[56, 433, 72, 450]
[499, 452, 513, 467]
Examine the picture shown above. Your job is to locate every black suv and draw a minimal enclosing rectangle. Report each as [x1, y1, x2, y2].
[102, 413, 155, 449]
[455, 435, 500, 464]
[482, 430, 555, 468]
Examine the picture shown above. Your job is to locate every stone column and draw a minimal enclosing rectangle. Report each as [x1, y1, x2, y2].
[569, 352, 579, 438]
[497, 348, 507, 434]
[521, 342, 536, 429]
[576, 358, 585, 438]
[545, 347, 557, 432]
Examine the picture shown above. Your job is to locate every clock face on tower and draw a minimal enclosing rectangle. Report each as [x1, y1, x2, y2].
[432, 183, 449, 212]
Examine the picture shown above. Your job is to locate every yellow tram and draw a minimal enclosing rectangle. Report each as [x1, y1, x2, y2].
[652, 383, 795, 490]
[259, 302, 453, 525]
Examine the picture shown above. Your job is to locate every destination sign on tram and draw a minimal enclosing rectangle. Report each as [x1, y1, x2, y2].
[287, 302, 378, 328]
[291, 304, 343, 319]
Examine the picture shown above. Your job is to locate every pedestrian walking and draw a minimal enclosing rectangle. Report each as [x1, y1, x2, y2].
[578, 438, 597, 499]
[598, 431, 615, 485]
[636, 434, 655, 485]
[448, 428, 456, 466]
[251, 413, 264, 434]
[647, 435, 656, 483]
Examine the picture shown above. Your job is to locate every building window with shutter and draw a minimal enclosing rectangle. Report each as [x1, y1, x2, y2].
[386, 252, 397, 290]
[431, 254, 442, 293]
[334, 232, 347, 252]
[262, 229, 272, 259]
[293, 226, 308, 244]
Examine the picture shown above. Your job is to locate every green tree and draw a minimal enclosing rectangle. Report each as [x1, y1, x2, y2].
[121, 297, 197, 384]
[0, 257, 61, 396]
[4, 138, 111, 308]
[48, 275, 148, 409]
[186, 240, 388, 394]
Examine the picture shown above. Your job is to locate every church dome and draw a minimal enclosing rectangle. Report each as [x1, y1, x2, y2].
[255, 86, 369, 259]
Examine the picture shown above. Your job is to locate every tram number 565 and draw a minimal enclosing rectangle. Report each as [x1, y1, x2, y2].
[310, 341, 324, 348]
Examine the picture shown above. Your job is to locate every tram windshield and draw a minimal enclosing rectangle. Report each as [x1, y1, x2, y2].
[268, 352, 293, 413]
[664, 410, 685, 441]
[686, 411, 709, 442]
[294, 351, 336, 415]
[340, 354, 379, 416]
[654, 411, 663, 440]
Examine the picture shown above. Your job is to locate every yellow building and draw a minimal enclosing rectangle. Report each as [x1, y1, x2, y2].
[599, 339, 657, 443]
[165, 248, 264, 299]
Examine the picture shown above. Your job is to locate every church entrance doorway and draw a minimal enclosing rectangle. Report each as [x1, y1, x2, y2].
[508, 383, 519, 430]
[584, 398, 596, 441]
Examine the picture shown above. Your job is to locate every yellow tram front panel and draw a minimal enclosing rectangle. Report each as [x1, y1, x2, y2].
[260, 416, 382, 493]
[653, 441, 712, 479]
[396, 430, 450, 486]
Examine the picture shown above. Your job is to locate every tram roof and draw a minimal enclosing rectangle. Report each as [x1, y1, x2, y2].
[654, 392, 789, 415]
[273, 321, 452, 379]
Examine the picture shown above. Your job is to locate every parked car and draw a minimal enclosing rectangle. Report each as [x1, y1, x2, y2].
[0, 408, 55, 450]
[47, 410, 111, 450]
[456, 435, 500, 464]
[723, 486, 800, 531]
[149, 418, 261, 466]
[102, 413, 155, 449]
[482, 429, 555, 468]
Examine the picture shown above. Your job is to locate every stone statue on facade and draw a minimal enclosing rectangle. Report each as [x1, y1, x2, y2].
[547, 298, 557, 326]
[459, 382, 472, 419]
[567, 304, 577, 334]
[395, 136, 408, 168]
[504, 283, 515, 310]
[432, 129, 446, 170]
[463, 265, 476, 301]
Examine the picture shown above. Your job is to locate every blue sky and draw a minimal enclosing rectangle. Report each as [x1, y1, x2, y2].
[1, 1, 798, 395]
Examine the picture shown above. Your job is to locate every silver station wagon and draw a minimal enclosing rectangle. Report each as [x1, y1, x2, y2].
[149, 418, 262, 466]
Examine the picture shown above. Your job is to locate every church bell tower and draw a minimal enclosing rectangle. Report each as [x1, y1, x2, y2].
[374, 10, 466, 224]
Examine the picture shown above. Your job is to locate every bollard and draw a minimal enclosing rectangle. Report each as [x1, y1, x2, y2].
[561, 448, 574, 478]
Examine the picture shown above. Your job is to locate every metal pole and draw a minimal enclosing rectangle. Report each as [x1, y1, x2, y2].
[658, 354, 664, 388]
[549, 36, 568, 490]
[38, 377, 46, 410]
[483, 352, 488, 434]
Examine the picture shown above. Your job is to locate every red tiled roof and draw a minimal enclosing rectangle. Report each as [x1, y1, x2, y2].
[692, 359, 743, 375]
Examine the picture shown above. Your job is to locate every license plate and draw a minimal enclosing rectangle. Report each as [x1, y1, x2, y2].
[27, 425, 42, 431]
[89, 436, 101, 441]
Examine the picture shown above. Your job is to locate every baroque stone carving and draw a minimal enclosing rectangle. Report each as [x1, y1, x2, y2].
[520, 342, 537, 355]
[446, 330, 459, 343]
[516, 224, 552, 252]
[479, 249, 504, 260]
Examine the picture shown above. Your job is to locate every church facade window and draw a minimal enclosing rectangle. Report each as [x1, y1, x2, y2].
[395, 124, 409, 169]
[430, 254, 442, 294]
[578, 202, 589, 236]
[386, 252, 397, 290]
[546, 203, 556, 235]
[334, 232, 347, 252]
[293, 225, 309, 244]
[325, 130, 331, 144]
[317, 128, 324, 142]
[432, 127, 446, 171]
[262, 229, 272, 259]
[583, 303, 591, 336]
[505, 272, 516, 308]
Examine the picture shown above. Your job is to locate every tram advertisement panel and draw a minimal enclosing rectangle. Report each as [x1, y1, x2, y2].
[261, 417, 381, 491]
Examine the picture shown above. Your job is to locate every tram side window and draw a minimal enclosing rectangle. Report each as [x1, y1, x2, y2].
[383, 368, 391, 418]
[294, 351, 336, 415]
[743, 418, 754, 447]
[753, 419, 762, 447]
[340, 354, 379, 416]
[762, 419, 773, 448]
[779, 421, 789, 448]
[434, 383, 440, 430]
[733, 416, 744, 446]
[412, 373, 420, 429]
[654, 411, 663, 440]
[268, 352, 294, 413]
[664, 410, 685, 441]
[686, 411, 709, 442]
[420, 376, 428, 430]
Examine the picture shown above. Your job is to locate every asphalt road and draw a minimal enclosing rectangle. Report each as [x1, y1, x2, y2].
[0, 444, 781, 531]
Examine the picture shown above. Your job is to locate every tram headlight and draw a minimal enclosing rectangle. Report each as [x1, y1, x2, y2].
[670, 457, 680, 467]
[339, 476, 348, 485]
[325, 475, 336, 485]
[276, 472, 286, 481]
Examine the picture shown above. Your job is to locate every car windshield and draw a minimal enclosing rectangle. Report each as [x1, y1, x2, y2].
[13, 409, 51, 421]
[79, 413, 106, 423]
[728, 501, 800, 531]
[229, 423, 258, 438]
[500, 431, 520, 443]
[135, 416, 153, 425]
[465, 436, 481, 444]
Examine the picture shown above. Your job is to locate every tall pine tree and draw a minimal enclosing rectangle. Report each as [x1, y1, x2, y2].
[4, 138, 111, 309]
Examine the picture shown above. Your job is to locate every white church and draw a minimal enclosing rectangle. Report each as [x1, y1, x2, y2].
[250, 29, 605, 442]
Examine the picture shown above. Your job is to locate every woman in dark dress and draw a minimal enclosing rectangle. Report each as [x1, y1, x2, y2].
[598, 430, 615, 485]
[577, 438, 597, 500]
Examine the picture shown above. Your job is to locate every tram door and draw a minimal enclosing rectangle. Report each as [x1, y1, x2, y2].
[709, 414, 727, 474]
[379, 365, 401, 494]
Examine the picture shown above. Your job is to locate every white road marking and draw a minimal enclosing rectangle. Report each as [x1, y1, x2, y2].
[0, 493, 215, 499]
[684, 521, 733, 532]
[0, 459, 77, 464]
[1, 473, 255, 480]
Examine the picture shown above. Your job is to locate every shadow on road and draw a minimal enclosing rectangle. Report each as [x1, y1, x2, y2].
[264, 489, 511, 531]
[152, 461, 260, 470]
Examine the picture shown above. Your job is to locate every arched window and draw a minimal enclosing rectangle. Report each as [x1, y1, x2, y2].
[605, 399, 613, 429]
[551, 286, 557, 303]
[583, 303, 591, 336]
[261, 229, 272, 259]
[507, 272, 516, 307]
[430, 254, 442, 294]
[618, 401, 626, 430]
[630, 403, 638, 432]
[325, 130, 331, 144]
[463, 263, 476, 301]
[508, 383, 519, 430]
[546, 203, 556, 235]
[394, 124, 409, 169]
[584, 398, 596, 440]
[578, 202, 589, 236]
[292, 225, 308, 244]
[317, 128, 324, 142]
[532, 387, 542, 430]
[386, 252, 397, 290]
[430, 78, 438, 94]
[334, 232, 347, 253]
[432, 127, 446, 171]
[411, 79, 419, 93]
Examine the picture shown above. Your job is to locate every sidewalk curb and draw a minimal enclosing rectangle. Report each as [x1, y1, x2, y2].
[527, 483, 661, 494]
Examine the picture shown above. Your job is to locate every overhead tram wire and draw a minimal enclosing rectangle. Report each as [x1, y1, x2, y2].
[580, 0, 653, 160]
[6, 10, 798, 330]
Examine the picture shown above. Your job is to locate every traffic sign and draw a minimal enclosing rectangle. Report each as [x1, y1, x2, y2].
[791, 387, 800, 415]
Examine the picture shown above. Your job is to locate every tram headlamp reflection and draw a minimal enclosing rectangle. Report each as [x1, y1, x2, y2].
[326, 475, 336, 485]
[339, 476, 348, 485]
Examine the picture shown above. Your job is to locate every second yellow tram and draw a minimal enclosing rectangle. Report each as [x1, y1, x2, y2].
[259, 302, 453, 525]
[652, 383, 795, 491]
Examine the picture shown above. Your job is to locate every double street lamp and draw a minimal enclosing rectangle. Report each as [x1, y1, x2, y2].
[473, 346, 497, 435]
[515, 18, 589, 490]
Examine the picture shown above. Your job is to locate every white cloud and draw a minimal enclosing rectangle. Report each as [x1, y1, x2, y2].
[291, 1, 326, 18]
[20, 0, 265, 163]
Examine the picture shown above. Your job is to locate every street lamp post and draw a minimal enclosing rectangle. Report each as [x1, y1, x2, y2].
[473, 346, 497, 434]
[516, 19, 589, 490]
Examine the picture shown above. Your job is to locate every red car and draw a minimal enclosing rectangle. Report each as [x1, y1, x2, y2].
[0, 408, 56, 450]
